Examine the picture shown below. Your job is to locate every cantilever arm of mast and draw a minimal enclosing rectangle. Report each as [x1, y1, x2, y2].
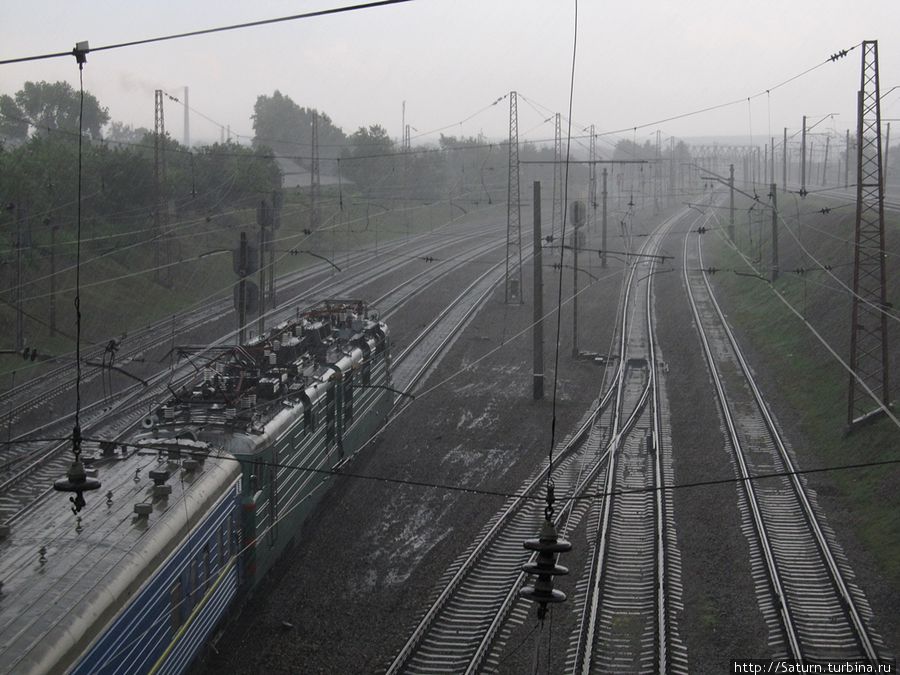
[518, 159, 650, 164]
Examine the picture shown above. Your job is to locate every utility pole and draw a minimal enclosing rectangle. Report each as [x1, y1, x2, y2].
[801, 115, 807, 194]
[822, 136, 830, 186]
[257, 200, 269, 337]
[237, 232, 249, 344]
[14, 205, 23, 351]
[845, 128, 851, 188]
[310, 111, 321, 236]
[770, 184, 778, 281]
[505, 91, 523, 304]
[270, 190, 282, 309]
[572, 201, 585, 358]
[782, 127, 788, 192]
[729, 164, 735, 240]
[670, 136, 676, 206]
[551, 113, 562, 245]
[48, 221, 57, 337]
[404, 123, 411, 241]
[183, 86, 190, 148]
[588, 125, 596, 232]
[810, 141, 816, 188]
[848, 40, 890, 427]
[883, 122, 891, 191]
[533, 182, 544, 400]
[154, 90, 169, 285]
[654, 130, 661, 213]
[601, 168, 608, 268]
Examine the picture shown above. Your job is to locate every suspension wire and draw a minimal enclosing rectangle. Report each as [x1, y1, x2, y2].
[547, 0, 579, 497]
[79, 435, 900, 507]
[0, 0, 414, 66]
[73, 60, 85, 461]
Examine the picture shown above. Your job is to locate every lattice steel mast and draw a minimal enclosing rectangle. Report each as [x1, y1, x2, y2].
[154, 90, 170, 286]
[505, 91, 522, 304]
[552, 112, 562, 244]
[848, 40, 890, 426]
[588, 125, 597, 231]
[310, 111, 321, 233]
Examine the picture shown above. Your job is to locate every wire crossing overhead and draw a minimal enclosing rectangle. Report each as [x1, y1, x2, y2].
[505, 91, 523, 304]
[848, 40, 891, 428]
[0, 0, 415, 65]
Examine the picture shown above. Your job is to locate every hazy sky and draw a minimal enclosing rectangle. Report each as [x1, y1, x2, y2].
[2, 0, 899, 154]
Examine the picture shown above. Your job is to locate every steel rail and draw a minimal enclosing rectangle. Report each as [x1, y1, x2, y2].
[573, 208, 684, 674]
[683, 228, 804, 660]
[694, 232, 879, 663]
[1, 221, 508, 523]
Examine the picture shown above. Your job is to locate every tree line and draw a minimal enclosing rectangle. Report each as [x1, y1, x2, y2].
[0, 81, 281, 249]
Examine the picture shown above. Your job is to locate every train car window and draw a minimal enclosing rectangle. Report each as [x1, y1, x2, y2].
[344, 374, 354, 423]
[326, 387, 335, 444]
[189, 560, 198, 605]
[170, 581, 183, 632]
[232, 510, 239, 555]
[249, 460, 264, 493]
[203, 544, 211, 591]
[219, 522, 227, 567]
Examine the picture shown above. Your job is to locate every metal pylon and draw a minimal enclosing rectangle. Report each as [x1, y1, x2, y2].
[848, 40, 890, 426]
[505, 91, 523, 304]
[310, 111, 321, 233]
[588, 125, 597, 231]
[154, 90, 170, 286]
[552, 113, 562, 244]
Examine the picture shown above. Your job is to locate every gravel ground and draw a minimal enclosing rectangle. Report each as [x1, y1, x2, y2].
[197, 220, 624, 674]
[654, 226, 771, 673]
[192, 202, 895, 674]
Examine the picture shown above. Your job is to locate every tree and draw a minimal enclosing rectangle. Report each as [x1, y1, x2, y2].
[105, 121, 151, 147]
[0, 94, 28, 144]
[9, 81, 109, 139]
[341, 125, 396, 195]
[251, 90, 346, 157]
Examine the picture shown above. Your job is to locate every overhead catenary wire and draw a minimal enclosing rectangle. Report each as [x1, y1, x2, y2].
[76, 434, 900, 506]
[704, 203, 900, 433]
[0, 0, 414, 66]
[546, 0, 579, 492]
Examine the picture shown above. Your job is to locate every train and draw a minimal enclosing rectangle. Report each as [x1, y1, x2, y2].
[0, 300, 392, 674]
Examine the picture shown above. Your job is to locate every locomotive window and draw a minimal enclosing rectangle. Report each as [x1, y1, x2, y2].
[170, 581, 183, 632]
[232, 511, 239, 555]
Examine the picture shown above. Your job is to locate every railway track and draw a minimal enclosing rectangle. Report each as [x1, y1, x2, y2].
[385, 381, 618, 674]
[682, 223, 885, 663]
[567, 209, 687, 675]
[0, 212, 503, 436]
[0, 217, 508, 524]
[386, 208, 689, 674]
